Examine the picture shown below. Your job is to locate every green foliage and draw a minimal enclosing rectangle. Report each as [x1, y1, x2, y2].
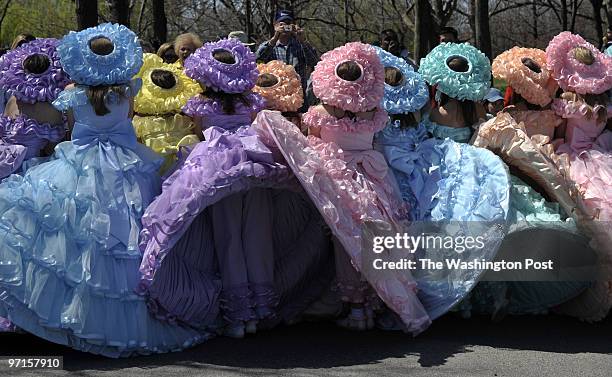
[0, 0, 77, 47]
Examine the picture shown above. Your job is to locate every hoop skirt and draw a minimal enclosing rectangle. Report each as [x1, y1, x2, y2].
[137, 111, 333, 329]
[374, 121, 510, 320]
[254, 110, 432, 334]
[0, 84, 207, 357]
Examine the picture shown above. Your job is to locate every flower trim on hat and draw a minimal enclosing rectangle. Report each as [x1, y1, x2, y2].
[0, 38, 69, 104]
[545, 31, 612, 95]
[374, 46, 429, 114]
[492, 47, 557, 107]
[252, 60, 304, 112]
[419, 42, 491, 101]
[134, 53, 202, 115]
[57, 23, 143, 86]
[183, 38, 258, 94]
[311, 42, 384, 113]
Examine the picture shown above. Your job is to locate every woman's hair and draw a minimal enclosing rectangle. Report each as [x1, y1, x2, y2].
[521, 57, 542, 73]
[202, 88, 250, 115]
[446, 56, 469, 73]
[11, 33, 35, 50]
[256, 73, 279, 87]
[23, 53, 50, 74]
[89, 37, 114, 55]
[212, 49, 236, 64]
[157, 42, 178, 63]
[86, 37, 126, 116]
[336, 61, 362, 81]
[439, 92, 477, 126]
[150, 69, 177, 89]
[174, 33, 203, 54]
[573, 46, 595, 65]
[384, 67, 404, 87]
[584, 93, 609, 122]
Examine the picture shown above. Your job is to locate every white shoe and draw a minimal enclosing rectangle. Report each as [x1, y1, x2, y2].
[245, 320, 258, 334]
[224, 324, 245, 338]
[336, 308, 367, 331]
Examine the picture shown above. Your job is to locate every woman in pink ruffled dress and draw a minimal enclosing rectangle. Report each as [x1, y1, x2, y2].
[545, 31, 612, 321]
[255, 42, 430, 333]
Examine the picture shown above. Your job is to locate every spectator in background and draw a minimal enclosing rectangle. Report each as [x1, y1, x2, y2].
[228, 31, 255, 52]
[174, 33, 203, 67]
[157, 42, 178, 64]
[256, 9, 318, 109]
[10, 33, 35, 50]
[483, 88, 505, 118]
[438, 26, 459, 44]
[379, 29, 418, 69]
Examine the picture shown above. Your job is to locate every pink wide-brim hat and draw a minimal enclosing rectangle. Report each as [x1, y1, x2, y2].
[546, 31, 612, 95]
[311, 42, 385, 113]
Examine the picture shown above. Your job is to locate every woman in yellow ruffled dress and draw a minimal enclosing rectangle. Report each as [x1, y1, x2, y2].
[133, 53, 202, 174]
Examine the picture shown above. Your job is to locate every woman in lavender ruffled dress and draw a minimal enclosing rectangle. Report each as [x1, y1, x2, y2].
[0, 38, 69, 179]
[0, 38, 69, 332]
[138, 38, 332, 338]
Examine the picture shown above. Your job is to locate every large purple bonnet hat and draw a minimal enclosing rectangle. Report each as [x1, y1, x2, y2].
[0, 38, 70, 104]
[183, 38, 258, 93]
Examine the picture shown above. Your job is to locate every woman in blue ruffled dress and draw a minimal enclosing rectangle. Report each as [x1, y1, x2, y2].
[0, 23, 207, 357]
[418, 43, 593, 318]
[373, 47, 510, 320]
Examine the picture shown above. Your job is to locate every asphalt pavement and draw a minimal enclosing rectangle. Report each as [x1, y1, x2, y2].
[0, 313, 610, 377]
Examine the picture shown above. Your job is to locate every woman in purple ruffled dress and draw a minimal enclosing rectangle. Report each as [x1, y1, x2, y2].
[0, 38, 69, 179]
[138, 38, 332, 338]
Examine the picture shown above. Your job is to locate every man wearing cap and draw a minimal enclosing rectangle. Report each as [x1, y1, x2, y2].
[228, 31, 256, 51]
[483, 88, 505, 118]
[256, 10, 318, 107]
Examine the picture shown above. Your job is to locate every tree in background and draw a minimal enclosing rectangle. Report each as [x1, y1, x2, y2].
[106, 0, 130, 27]
[0, 1, 610, 57]
[151, 0, 167, 48]
[76, 0, 98, 30]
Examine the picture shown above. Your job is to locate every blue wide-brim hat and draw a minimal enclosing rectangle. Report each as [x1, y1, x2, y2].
[57, 23, 143, 86]
[419, 42, 491, 102]
[374, 46, 429, 114]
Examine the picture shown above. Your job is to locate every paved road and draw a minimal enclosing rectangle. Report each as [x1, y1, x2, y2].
[0, 314, 610, 376]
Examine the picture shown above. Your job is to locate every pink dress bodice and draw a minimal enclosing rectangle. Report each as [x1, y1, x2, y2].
[553, 100, 612, 154]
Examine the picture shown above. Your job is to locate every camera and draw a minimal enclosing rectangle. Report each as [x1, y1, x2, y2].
[283, 25, 293, 32]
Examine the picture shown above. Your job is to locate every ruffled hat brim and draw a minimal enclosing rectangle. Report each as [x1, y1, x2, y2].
[57, 23, 143, 86]
[134, 53, 202, 115]
[545, 31, 612, 95]
[311, 42, 384, 113]
[183, 38, 258, 94]
[374, 46, 429, 114]
[419, 42, 491, 102]
[492, 47, 557, 107]
[252, 60, 304, 112]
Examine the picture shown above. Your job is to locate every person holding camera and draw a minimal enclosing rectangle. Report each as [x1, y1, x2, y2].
[256, 10, 318, 107]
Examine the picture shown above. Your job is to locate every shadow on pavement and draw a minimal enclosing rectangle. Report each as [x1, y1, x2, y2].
[0, 313, 610, 371]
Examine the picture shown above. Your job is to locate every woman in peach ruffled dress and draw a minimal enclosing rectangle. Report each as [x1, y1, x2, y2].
[468, 46, 596, 319]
